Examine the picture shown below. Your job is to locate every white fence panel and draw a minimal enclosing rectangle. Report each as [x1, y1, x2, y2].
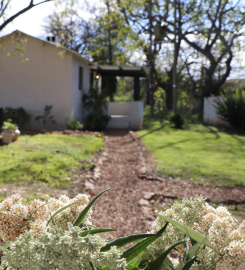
[203, 97, 229, 126]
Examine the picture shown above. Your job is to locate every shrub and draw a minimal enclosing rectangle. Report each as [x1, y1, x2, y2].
[1, 191, 245, 269]
[84, 113, 110, 131]
[216, 88, 245, 131]
[1, 119, 17, 132]
[82, 87, 110, 131]
[0, 190, 245, 270]
[34, 105, 56, 130]
[82, 86, 107, 115]
[3, 107, 32, 129]
[154, 87, 167, 122]
[66, 115, 83, 130]
[169, 112, 185, 128]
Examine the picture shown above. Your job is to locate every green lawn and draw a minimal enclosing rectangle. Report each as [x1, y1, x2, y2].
[138, 119, 245, 186]
[0, 134, 103, 187]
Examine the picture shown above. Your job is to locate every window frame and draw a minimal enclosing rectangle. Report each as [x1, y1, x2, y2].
[78, 66, 84, 90]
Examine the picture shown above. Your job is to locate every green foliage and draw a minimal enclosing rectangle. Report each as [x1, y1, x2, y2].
[216, 88, 245, 132]
[137, 120, 245, 186]
[79, 228, 117, 237]
[0, 134, 103, 187]
[3, 107, 32, 129]
[114, 78, 134, 102]
[89, 0, 132, 65]
[102, 76, 118, 101]
[34, 105, 56, 130]
[82, 87, 107, 115]
[169, 112, 185, 129]
[154, 87, 167, 121]
[66, 115, 83, 130]
[158, 215, 211, 247]
[83, 87, 110, 131]
[84, 113, 111, 131]
[101, 233, 161, 252]
[73, 189, 111, 227]
[2, 119, 17, 132]
[144, 240, 185, 270]
[3, 190, 240, 269]
[122, 222, 169, 262]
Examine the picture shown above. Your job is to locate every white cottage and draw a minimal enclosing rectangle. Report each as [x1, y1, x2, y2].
[0, 30, 146, 130]
[0, 30, 91, 130]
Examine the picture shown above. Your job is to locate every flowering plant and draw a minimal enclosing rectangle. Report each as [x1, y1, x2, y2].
[1, 119, 17, 132]
[0, 190, 245, 270]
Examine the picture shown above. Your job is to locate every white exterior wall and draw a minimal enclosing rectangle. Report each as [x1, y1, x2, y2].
[106, 101, 144, 130]
[71, 56, 90, 123]
[129, 101, 144, 130]
[0, 33, 73, 130]
[108, 102, 129, 115]
[203, 97, 229, 126]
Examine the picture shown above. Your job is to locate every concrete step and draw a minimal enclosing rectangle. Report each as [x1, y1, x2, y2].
[106, 115, 129, 129]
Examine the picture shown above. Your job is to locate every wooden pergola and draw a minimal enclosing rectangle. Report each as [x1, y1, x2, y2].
[89, 64, 148, 101]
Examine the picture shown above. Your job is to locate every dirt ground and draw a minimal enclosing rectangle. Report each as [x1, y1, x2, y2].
[90, 129, 245, 238]
[1, 129, 245, 239]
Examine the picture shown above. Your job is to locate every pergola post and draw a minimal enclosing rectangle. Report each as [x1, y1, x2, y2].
[90, 71, 94, 87]
[134, 75, 140, 101]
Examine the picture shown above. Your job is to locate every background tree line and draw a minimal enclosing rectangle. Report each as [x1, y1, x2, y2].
[2, 0, 245, 114]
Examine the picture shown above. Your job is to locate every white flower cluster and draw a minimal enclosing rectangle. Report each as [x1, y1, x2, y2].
[0, 226, 127, 270]
[0, 193, 92, 242]
[151, 196, 207, 256]
[151, 197, 245, 269]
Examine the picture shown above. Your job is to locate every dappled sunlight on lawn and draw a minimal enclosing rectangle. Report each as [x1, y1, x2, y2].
[138, 121, 245, 186]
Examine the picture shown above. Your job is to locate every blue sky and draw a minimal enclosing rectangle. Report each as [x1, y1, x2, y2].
[1, 0, 244, 79]
[0, 0, 57, 38]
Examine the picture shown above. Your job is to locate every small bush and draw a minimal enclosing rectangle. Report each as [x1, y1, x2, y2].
[66, 116, 83, 130]
[34, 105, 56, 130]
[3, 107, 32, 129]
[216, 88, 245, 131]
[154, 87, 167, 121]
[169, 112, 184, 129]
[1, 119, 17, 132]
[84, 113, 110, 131]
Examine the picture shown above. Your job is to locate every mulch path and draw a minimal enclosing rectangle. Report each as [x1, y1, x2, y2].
[1, 129, 245, 240]
[88, 129, 245, 239]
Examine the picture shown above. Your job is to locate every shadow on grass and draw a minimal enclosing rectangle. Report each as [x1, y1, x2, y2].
[138, 123, 168, 139]
[151, 138, 193, 150]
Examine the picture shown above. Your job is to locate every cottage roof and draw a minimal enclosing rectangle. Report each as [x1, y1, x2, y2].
[1, 30, 148, 76]
[0, 30, 90, 63]
[89, 64, 148, 77]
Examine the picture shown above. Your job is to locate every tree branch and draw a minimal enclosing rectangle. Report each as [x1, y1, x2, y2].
[0, 0, 52, 32]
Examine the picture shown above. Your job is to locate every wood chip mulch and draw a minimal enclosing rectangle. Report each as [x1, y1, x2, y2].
[87, 129, 245, 239]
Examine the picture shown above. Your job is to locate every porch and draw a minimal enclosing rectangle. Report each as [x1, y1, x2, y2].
[89, 64, 147, 130]
[105, 101, 144, 130]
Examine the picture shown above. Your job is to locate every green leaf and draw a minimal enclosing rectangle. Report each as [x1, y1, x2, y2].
[157, 215, 212, 248]
[23, 218, 35, 222]
[122, 222, 169, 262]
[46, 201, 81, 226]
[144, 240, 185, 270]
[181, 258, 197, 270]
[79, 228, 117, 237]
[190, 238, 197, 246]
[160, 257, 175, 270]
[73, 189, 111, 227]
[129, 257, 141, 267]
[101, 234, 161, 252]
[126, 257, 141, 270]
[186, 242, 201, 261]
[50, 213, 56, 226]
[29, 201, 52, 218]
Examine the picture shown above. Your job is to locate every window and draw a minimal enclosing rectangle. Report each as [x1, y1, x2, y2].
[79, 66, 83, 90]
